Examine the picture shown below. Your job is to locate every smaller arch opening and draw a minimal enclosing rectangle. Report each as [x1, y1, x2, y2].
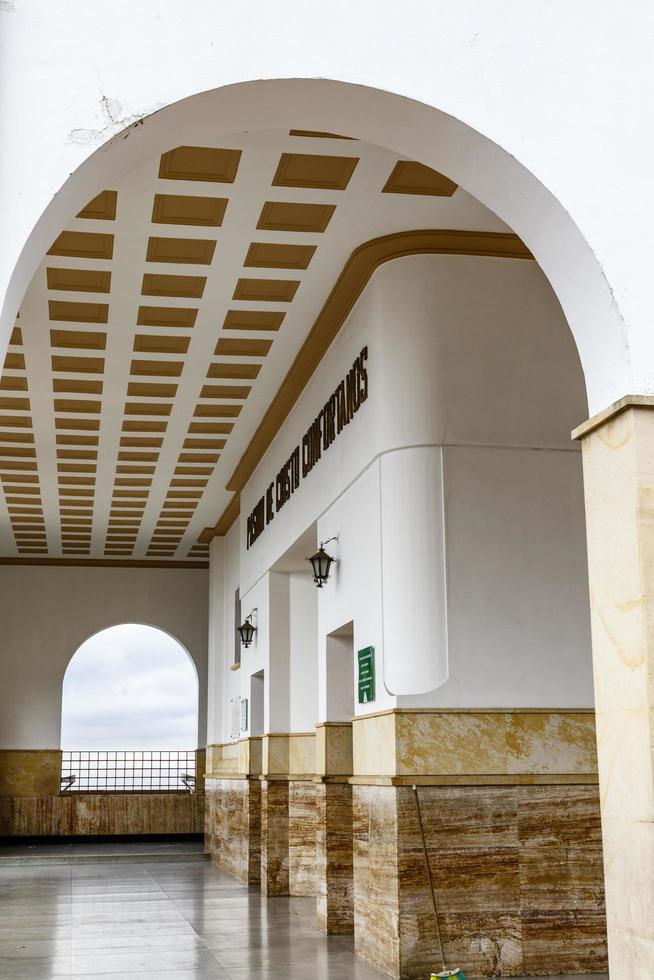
[61, 623, 198, 793]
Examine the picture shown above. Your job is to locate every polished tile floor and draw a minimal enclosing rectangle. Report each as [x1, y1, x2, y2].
[0, 848, 610, 979]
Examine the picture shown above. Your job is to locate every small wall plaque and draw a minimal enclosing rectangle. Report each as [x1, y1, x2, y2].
[357, 646, 376, 704]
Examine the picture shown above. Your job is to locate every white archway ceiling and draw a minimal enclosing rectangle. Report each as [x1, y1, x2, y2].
[1, 129, 510, 564]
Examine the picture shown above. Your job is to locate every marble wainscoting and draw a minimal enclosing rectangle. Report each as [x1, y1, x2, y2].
[316, 781, 354, 934]
[289, 780, 317, 896]
[204, 777, 261, 885]
[0, 792, 204, 836]
[260, 779, 289, 896]
[353, 784, 607, 978]
[0, 750, 62, 797]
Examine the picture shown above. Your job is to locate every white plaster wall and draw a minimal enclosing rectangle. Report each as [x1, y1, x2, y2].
[0, 564, 208, 749]
[289, 574, 318, 733]
[2, 3, 652, 408]
[226, 252, 592, 717]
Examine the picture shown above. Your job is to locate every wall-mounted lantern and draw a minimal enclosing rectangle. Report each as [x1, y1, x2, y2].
[237, 608, 257, 648]
[307, 536, 339, 588]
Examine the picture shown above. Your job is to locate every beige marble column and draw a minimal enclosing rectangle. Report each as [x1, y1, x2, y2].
[260, 779, 289, 896]
[577, 402, 654, 975]
[315, 723, 354, 933]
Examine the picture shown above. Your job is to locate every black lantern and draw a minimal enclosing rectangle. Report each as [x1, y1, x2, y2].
[307, 537, 338, 588]
[237, 611, 257, 648]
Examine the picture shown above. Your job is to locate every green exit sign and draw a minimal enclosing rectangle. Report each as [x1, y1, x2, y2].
[357, 646, 376, 704]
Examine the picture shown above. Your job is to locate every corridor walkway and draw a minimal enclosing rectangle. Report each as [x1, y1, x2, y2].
[0, 850, 610, 979]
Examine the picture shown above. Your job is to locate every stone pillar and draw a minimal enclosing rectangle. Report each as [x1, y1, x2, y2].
[351, 710, 605, 978]
[316, 781, 353, 933]
[577, 402, 654, 976]
[315, 722, 354, 933]
[260, 779, 289, 896]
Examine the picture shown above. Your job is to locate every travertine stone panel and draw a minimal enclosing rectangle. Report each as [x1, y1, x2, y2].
[580, 405, 654, 977]
[0, 793, 203, 836]
[0, 750, 62, 797]
[353, 783, 606, 978]
[353, 711, 597, 778]
[206, 742, 239, 775]
[316, 782, 354, 934]
[262, 734, 315, 776]
[289, 781, 317, 896]
[315, 723, 353, 777]
[204, 777, 260, 884]
[260, 779, 289, 896]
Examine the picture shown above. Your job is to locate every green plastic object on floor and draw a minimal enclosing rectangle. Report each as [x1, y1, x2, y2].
[430, 971, 466, 979]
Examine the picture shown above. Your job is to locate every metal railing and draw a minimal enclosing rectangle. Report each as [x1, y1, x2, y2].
[61, 750, 196, 793]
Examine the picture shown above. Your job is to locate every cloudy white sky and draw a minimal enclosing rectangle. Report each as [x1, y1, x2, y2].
[61, 624, 198, 749]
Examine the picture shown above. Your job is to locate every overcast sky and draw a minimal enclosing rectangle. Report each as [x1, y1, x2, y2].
[61, 624, 198, 749]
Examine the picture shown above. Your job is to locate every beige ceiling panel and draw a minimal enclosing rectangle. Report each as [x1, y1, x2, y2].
[48, 231, 114, 260]
[146, 236, 216, 265]
[382, 161, 458, 197]
[222, 310, 285, 332]
[152, 194, 228, 227]
[137, 306, 198, 329]
[214, 338, 272, 357]
[50, 330, 107, 351]
[272, 153, 359, 190]
[47, 268, 112, 293]
[244, 242, 316, 271]
[77, 190, 118, 220]
[232, 278, 299, 302]
[48, 300, 109, 324]
[133, 334, 190, 355]
[141, 273, 207, 298]
[159, 146, 242, 183]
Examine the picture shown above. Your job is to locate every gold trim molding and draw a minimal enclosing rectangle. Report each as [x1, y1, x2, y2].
[202, 229, 533, 541]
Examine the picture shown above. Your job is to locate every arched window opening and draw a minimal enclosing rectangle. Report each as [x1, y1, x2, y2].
[61, 624, 198, 794]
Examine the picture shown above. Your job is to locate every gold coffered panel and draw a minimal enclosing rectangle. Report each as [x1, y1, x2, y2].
[158, 145, 242, 183]
[272, 152, 359, 190]
[5, 131, 523, 564]
[77, 190, 118, 221]
[382, 161, 458, 197]
[152, 194, 228, 227]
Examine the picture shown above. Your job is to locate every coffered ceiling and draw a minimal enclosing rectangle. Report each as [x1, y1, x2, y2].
[0, 129, 515, 565]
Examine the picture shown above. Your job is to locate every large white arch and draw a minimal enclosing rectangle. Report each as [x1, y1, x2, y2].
[61, 622, 199, 749]
[0, 77, 632, 414]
